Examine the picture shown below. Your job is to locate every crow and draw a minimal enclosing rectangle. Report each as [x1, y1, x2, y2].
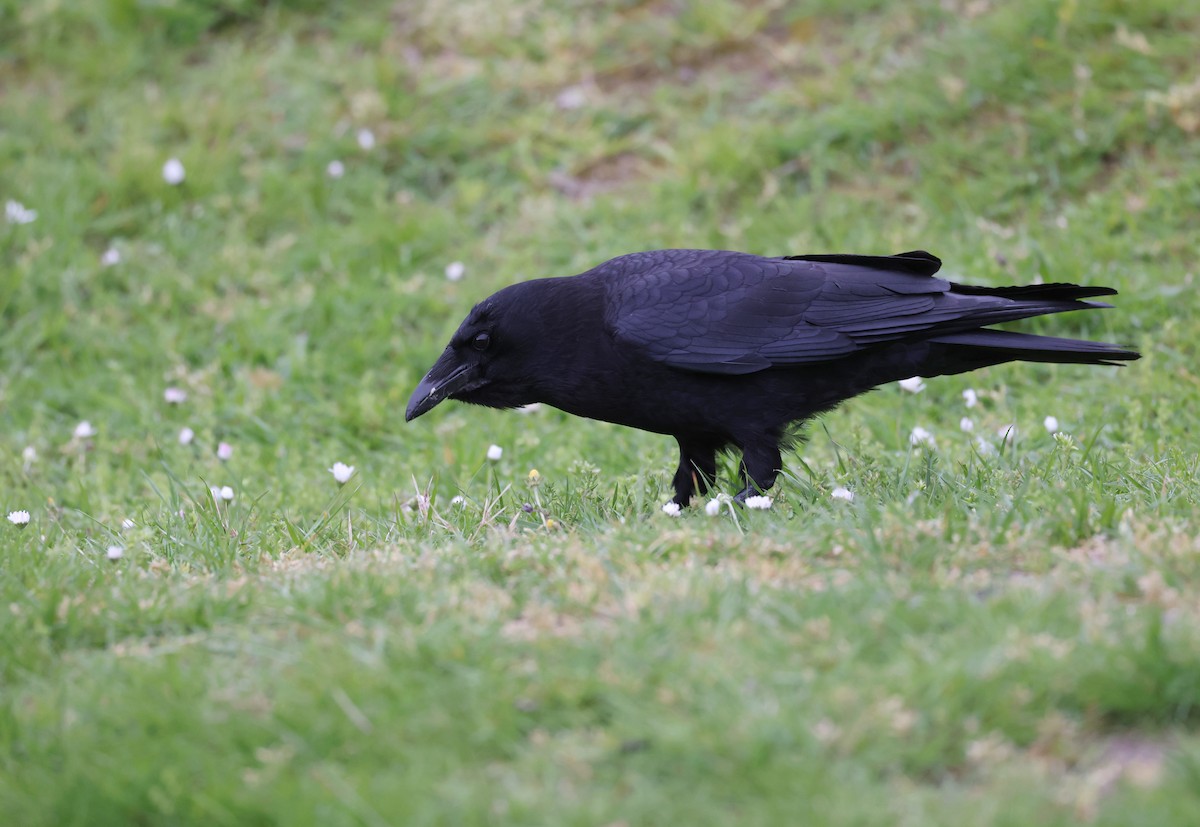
[406, 249, 1139, 505]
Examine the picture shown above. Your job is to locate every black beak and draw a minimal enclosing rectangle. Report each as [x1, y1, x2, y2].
[405, 351, 478, 421]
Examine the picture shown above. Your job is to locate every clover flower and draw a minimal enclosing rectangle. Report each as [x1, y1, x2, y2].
[1043, 415, 1059, 434]
[744, 495, 773, 510]
[73, 421, 97, 439]
[486, 444, 503, 462]
[963, 388, 978, 408]
[106, 545, 124, 560]
[179, 427, 195, 445]
[661, 502, 682, 517]
[445, 261, 465, 282]
[830, 487, 855, 502]
[326, 160, 345, 179]
[101, 247, 121, 266]
[960, 417, 974, 432]
[898, 377, 926, 394]
[163, 387, 187, 404]
[356, 128, 376, 150]
[217, 441, 233, 461]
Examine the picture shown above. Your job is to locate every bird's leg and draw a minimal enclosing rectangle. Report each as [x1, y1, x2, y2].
[671, 438, 717, 506]
[734, 439, 781, 503]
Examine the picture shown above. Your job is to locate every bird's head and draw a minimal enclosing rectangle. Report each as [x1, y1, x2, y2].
[405, 280, 562, 421]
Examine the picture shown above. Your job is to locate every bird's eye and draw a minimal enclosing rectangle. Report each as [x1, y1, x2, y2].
[472, 332, 491, 351]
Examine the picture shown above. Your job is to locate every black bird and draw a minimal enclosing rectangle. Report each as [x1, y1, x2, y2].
[406, 249, 1138, 505]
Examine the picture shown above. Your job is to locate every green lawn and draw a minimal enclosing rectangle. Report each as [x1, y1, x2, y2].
[3, 0, 1199, 823]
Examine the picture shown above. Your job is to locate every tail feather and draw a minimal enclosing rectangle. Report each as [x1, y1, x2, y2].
[951, 281, 1118, 302]
[929, 329, 1140, 367]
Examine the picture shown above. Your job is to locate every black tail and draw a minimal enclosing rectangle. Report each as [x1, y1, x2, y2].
[929, 329, 1140, 368]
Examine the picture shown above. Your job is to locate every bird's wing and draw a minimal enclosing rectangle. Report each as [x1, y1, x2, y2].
[605, 249, 1088, 376]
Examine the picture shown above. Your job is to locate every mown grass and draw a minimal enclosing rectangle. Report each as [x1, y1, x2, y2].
[2, 0, 1199, 823]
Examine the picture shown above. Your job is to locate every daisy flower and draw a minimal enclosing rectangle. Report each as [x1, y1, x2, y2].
[162, 158, 186, 185]
[898, 377, 926, 394]
[7, 510, 30, 528]
[330, 462, 355, 484]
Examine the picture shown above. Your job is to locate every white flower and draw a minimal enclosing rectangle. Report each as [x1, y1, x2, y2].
[1043, 415, 1059, 434]
[162, 157, 186, 185]
[450, 495, 466, 506]
[22, 446, 37, 464]
[7, 510, 30, 527]
[661, 502, 682, 516]
[556, 86, 587, 110]
[704, 498, 722, 516]
[909, 426, 936, 449]
[73, 420, 97, 439]
[121, 518, 135, 530]
[163, 387, 187, 404]
[326, 159, 345, 179]
[975, 436, 997, 456]
[744, 495, 773, 510]
[515, 403, 541, 414]
[101, 247, 121, 266]
[356, 128, 376, 150]
[217, 441, 233, 461]
[960, 417, 974, 432]
[898, 376, 926, 394]
[220, 486, 234, 501]
[963, 388, 978, 408]
[444, 261, 465, 282]
[5, 200, 37, 224]
[106, 545, 124, 560]
[179, 426, 195, 446]
[329, 462, 355, 484]
[486, 444, 503, 462]
[997, 424, 1018, 445]
[830, 486, 855, 502]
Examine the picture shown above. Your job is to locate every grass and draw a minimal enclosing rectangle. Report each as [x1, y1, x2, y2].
[2, 0, 1200, 823]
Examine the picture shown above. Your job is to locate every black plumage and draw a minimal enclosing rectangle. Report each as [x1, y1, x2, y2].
[406, 249, 1139, 505]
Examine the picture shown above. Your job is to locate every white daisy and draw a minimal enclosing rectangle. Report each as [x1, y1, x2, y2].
[898, 377, 926, 394]
[5, 200, 37, 224]
[7, 510, 30, 527]
[162, 157, 186, 185]
[329, 462, 355, 484]
[830, 486, 855, 502]
[909, 426, 936, 449]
